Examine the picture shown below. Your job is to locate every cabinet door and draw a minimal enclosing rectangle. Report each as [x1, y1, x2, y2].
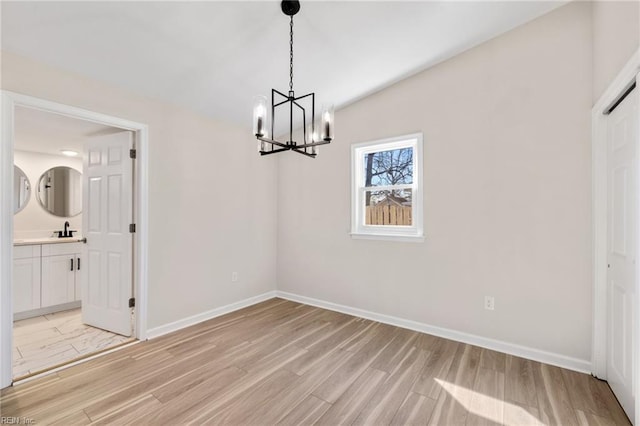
[41, 255, 75, 307]
[75, 254, 82, 301]
[13, 258, 41, 312]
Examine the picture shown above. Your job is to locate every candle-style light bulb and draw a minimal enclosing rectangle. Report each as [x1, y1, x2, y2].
[307, 123, 319, 155]
[321, 104, 334, 141]
[253, 96, 268, 137]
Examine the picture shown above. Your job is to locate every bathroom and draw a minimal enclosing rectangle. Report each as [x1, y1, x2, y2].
[11, 106, 135, 380]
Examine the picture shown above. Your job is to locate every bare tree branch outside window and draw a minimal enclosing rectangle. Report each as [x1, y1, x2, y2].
[364, 148, 413, 207]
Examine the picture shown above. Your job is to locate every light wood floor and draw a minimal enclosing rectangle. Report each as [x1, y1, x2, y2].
[13, 309, 133, 379]
[1, 298, 630, 425]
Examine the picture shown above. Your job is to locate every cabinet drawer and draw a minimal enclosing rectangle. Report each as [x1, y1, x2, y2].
[13, 244, 41, 260]
[42, 242, 83, 257]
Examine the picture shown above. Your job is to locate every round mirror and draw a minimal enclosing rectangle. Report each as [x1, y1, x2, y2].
[36, 166, 82, 217]
[14, 165, 31, 214]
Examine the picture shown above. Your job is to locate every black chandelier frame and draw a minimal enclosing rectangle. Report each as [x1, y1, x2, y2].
[257, 89, 331, 158]
[255, 1, 332, 158]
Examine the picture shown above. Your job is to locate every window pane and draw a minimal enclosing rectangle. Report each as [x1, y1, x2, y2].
[364, 189, 412, 226]
[363, 147, 413, 187]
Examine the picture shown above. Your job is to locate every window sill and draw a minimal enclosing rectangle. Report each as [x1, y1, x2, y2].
[350, 232, 425, 243]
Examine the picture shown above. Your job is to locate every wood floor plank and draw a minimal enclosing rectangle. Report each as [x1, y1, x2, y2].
[353, 347, 428, 425]
[304, 318, 368, 355]
[504, 354, 538, 407]
[466, 367, 504, 425]
[315, 367, 388, 425]
[91, 394, 162, 425]
[82, 342, 246, 420]
[4, 350, 178, 423]
[561, 369, 623, 421]
[575, 409, 618, 426]
[503, 401, 543, 426]
[286, 321, 375, 376]
[205, 369, 301, 424]
[174, 344, 309, 424]
[532, 361, 579, 426]
[258, 348, 353, 424]
[339, 320, 379, 353]
[427, 343, 482, 425]
[293, 317, 357, 350]
[412, 336, 459, 400]
[390, 392, 437, 426]
[49, 410, 91, 426]
[311, 323, 396, 403]
[143, 367, 246, 424]
[370, 328, 418, 373]
[591, 380, 633, 426]
[277, 394, 332, 426]
[479, 347, 506, 373]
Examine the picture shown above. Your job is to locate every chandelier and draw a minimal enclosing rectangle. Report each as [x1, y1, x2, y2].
[252, 0, 334, 158]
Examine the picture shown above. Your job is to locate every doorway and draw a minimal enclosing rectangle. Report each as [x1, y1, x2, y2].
[12, 107, 136, 379]
[0, 91, 149, 388]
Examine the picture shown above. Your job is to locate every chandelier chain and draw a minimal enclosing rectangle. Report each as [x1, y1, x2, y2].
[289, 15, 294, 92]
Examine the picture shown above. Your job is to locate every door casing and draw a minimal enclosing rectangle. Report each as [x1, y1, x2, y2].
[591, 49, 640, 426]
[0, 91, 149, 388]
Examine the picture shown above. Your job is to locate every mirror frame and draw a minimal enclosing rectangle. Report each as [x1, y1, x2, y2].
[13, 165, 31, 215]
[36, 166, 83, 217]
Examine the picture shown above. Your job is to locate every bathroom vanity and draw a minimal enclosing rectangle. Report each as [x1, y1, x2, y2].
[13, 238, 84, 320]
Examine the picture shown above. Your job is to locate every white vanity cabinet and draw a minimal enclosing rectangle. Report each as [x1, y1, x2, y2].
[41, 243, 83, 307]
[13, 240, 83, 320]
[12, 245, 41, 313]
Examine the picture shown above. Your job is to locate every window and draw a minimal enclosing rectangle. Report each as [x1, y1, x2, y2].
[351, 133, 423, 241]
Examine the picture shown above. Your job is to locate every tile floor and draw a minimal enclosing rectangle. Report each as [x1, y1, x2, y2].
[13, 308, 133, 379]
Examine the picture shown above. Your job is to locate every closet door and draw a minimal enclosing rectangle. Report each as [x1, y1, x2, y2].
[606, 85, 638, 422]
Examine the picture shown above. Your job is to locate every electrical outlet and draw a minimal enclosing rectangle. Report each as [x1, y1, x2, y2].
[231, 272, 239, 282]
[484, 296, 495, 311]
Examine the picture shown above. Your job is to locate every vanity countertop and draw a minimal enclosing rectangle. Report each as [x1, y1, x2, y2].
[13, 237, 84, 246]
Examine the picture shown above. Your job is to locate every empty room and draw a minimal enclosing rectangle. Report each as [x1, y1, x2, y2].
[0, 0, 639, 424]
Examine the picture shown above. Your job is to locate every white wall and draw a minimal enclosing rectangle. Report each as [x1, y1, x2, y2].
[1, 51, 278, 329]
[277, 2, 593, 362]
[592, 0, 640, 103]
[13, 150, 82, 239]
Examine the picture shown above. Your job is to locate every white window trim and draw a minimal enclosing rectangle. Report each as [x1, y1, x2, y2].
[350, 133, 424, 242]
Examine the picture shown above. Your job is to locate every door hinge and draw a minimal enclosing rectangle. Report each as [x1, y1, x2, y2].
[129, 297, 135, 308]
[129, 223, 136, 233]
[129, 149, 137, 159]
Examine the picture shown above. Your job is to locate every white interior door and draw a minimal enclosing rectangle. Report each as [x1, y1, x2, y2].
[606, 87, 638, 421]
[82, 131, 133, 336]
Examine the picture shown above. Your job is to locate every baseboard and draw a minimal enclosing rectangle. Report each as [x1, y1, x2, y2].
[276, 290, 591, 374]
[14, 301, 81, 321]
[144, 288, 591, 374]
[146, 291, 277, 339]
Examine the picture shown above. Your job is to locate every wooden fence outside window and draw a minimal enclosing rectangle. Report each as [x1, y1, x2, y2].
[365, 205, 412, 226]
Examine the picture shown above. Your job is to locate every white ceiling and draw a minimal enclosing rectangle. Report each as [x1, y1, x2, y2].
[2, 1, 565, 131]
[15, 106, 119, 156]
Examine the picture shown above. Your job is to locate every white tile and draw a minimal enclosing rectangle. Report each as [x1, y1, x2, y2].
[13, 309, 134, 379]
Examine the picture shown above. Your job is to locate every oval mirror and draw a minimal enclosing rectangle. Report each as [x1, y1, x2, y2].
[14, 165, 31, 214]
[36, 166, 82, 217]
